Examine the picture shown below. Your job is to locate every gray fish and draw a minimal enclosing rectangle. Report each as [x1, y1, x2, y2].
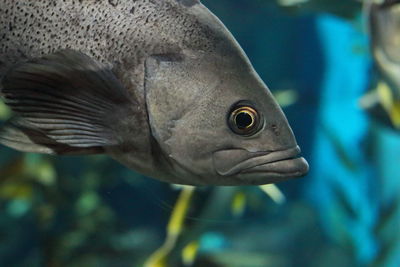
[369, 0, 400, 93]
[0, 0, 308, 185]
[363, 0, 400, 129]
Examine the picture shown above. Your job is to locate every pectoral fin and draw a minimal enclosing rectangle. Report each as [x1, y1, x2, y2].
[0, 49, 131, 155]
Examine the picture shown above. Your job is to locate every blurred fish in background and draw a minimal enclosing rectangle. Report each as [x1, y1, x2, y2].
[1, 0, 400, 267]
[362, 0, 400, 129]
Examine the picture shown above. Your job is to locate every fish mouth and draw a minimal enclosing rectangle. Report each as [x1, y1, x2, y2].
[213, 146, 309, 181]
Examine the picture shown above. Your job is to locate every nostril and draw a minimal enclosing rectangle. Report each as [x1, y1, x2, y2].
[271, 124, 280, 136]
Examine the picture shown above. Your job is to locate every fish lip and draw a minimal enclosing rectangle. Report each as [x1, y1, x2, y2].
[239, 157, 309, 176]
[215, 146, 308, 177]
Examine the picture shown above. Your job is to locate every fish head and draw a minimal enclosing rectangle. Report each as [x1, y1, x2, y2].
[144, 2, 308, 185]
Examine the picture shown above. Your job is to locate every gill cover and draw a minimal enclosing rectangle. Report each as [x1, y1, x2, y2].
[144, 54, 205, 162]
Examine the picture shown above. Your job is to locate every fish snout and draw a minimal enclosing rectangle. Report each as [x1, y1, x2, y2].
[212, 146, 309, 184]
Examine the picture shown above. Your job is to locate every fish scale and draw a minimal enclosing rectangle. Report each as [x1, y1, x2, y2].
[0, 0, 211, 72]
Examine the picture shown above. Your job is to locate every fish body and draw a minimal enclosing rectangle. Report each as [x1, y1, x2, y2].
[0, 0, 308, 185]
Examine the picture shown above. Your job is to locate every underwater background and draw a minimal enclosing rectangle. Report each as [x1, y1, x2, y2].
[1, 0, 399, 266]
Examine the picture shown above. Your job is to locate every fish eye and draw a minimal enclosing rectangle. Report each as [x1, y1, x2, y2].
[228, 102, 262, 136]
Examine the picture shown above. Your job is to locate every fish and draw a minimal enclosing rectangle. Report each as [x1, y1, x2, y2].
[363, 0, 400, 129]
[0, 0, 309, 185]
[368, 0, 400, 91]
[277, 0, 360, 19]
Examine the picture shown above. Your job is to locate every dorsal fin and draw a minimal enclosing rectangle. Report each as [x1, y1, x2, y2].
[0, 49, 131, 155]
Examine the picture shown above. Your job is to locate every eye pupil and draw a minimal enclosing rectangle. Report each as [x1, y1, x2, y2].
[235, 112, 253, 129]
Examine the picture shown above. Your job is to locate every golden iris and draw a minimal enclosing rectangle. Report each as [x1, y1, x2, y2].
[229, 104, 261, 136]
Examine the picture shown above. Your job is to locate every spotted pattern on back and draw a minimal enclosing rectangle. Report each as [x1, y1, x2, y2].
[0, 0, 214, 78]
